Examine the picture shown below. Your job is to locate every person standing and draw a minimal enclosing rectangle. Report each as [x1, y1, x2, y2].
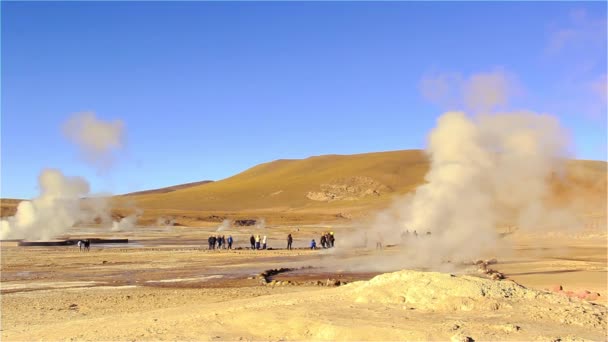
[227, 235, 233, 249]
[250, 235, 256, 249]
[262, 235, 267, 250]
[310, 239, 317, 250]
[376, 232, 383, 250]
[287, 234, 293, 250]
[255, 235, 261, 250]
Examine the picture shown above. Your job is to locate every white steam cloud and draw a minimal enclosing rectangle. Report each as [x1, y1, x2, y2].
[394, 111, 570, 265]
[216, 219, 231, 232]
[353, 70, 579, 268]
[2, 112, 131, 240]
[420, 69, 520, 112]
[1, 170, 99, 240]
[112, 210, 142, 232]
[157, 216, 175, 227]
[62, 112, 125, 169]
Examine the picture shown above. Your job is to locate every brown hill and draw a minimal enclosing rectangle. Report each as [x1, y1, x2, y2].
[0, 198, 22, 218]
[118, 150, 428, 210]
[2, 150, 606, 226]
[114, 150, 606, 225]
[120, 180, 214, 196]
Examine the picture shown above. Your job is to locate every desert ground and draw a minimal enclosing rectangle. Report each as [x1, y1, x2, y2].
[2, 151, 606, 341]
[1, 221, 606, 341]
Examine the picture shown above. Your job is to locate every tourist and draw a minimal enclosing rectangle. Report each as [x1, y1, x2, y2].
[255, 235, 261, 250]
[310, 239, 317, 250]
[287, 234, 293, 250]
[262, 235, 267, 249]
[250, 235, 255, 249]
[227, 235, 233, 249]
[376, 232, 383, 250]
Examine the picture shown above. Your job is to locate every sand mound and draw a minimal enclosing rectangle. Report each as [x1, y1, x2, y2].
[343, 270, 606, 328]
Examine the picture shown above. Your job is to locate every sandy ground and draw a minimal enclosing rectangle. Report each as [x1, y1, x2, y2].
[1, 224, 606, 341]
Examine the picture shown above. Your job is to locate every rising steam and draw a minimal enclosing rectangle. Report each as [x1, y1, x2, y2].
[1, 170, 98, 240]
[358, 71, 578, 267]
[2, 112, 130, 240]
[112, 209, 142, 232]
[216, 219, 231, 232]
[62, 111, 125, 169]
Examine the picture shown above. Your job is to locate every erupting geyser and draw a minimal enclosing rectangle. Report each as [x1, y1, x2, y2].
[364, 71, 579, 268]
[1, 169, 102, 240]
[1, 112, 133, 240]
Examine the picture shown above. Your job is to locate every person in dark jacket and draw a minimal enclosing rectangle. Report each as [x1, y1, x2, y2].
[287, 234, 293, 250]
[249, 235, 256, 249]
[227, 235, 233, 249]
[208, 235, 215, 250]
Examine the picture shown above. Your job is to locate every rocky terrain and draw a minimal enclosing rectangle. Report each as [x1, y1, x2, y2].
[306, 176, 391, 201]
[1, 223, 606, 341]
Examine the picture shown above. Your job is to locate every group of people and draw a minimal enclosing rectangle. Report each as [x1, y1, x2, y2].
[310, 231, 335, 250]
[207, 232, 337, 251]
[361, 230, 429, 250]
[401, 230, 419, 241]
[208, 235, 234, 250]
[249, 234, 268, 250]
[400, 230, 432, 242]
[76, 239, 90, 252]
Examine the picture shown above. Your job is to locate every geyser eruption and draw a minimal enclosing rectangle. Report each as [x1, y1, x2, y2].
[112, 210, 142, 232]
[384, 110, 571, 265]
[1, 169, 95, 240]
[1, 112, 130, 240]
[364, 70, 578, 267]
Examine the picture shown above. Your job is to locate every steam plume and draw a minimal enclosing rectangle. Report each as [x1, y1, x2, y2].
[358, 71, 577, 268]
[62, 112, 125, 169]
[1, 170, 96, 240]
[2, 112, 130, 240]
[216, 219, 231, 232]
[112, 210, 142, 232]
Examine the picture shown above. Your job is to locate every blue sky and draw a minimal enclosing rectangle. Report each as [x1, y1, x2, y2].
[2, 1, 606, 199]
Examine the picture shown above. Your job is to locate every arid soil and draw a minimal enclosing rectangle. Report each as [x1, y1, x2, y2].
[1, 224, 606, 341]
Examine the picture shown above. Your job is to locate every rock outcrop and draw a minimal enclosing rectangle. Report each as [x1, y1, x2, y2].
[307, 176, 391, 202]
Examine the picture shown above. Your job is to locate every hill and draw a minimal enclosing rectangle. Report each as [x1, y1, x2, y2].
[2, 150, 606, 226]
[118, 150, 428, 210]
[114, 150, 606, 225]
[120, 180, 214, 196]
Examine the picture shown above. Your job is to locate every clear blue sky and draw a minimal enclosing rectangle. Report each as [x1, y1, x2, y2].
[2, 1, 606, 199]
